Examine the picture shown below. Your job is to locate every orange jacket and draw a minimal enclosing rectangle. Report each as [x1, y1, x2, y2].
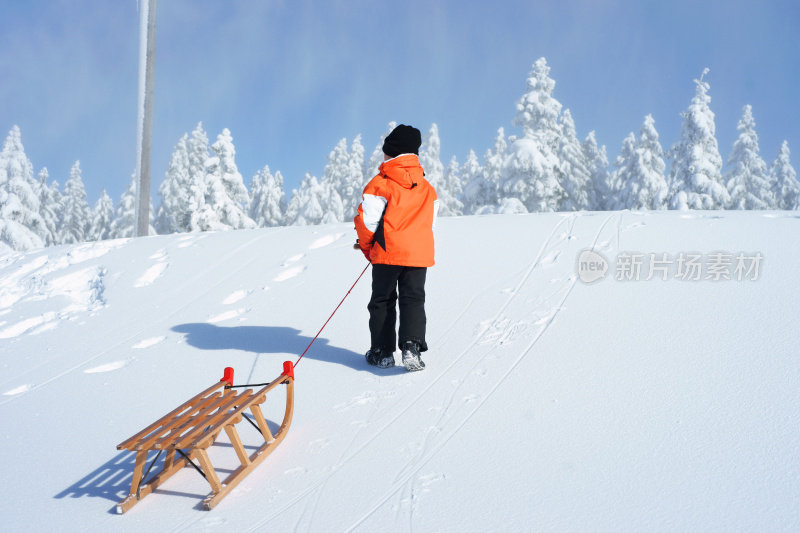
[354, 154, 439, 267]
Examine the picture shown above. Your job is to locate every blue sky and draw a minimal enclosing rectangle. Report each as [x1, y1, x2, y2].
[1, 0, 798, 204]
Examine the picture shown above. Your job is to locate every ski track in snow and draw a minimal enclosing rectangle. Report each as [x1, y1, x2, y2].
[244, 215, 584, 532]
[346, 212, 623, 531]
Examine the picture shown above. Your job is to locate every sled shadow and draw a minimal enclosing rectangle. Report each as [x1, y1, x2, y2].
[54, 450, 202, 513]
[171, 323, 403, 375]
[54, 429, 274, 513]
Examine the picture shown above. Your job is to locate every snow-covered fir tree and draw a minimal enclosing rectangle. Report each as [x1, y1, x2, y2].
[88, 190, 114, 241]
[156, 134, 192, 234]
[459, 149, 489, 214]
[442, 156, 464, 216]
[610, 133, 637, 210]
[558, 109, 591, 211]
[473, 128, 507, 214]
[249, 165, 286, 227]
[285, 173, 326, 226]
[725, 105, 773, 210]
[0, 125, 46, 250]
[194, 128, 255, 231]
[37, 168, 61, 246]
[345, 135, 366, 212]
[501, 57, 566, 212]
[364, 122, 397, 182]
[667, 69, 729, 210]
[615, 115, 668, 210]
[109, 175, 154, 238]
[421, 124, 460, 215]
[184, 123, 211, 232]
[322, 137, 364, 221]
[770, 141, 799, 210]
[60, 161, 91, 244]
[583, 131, 612, 210]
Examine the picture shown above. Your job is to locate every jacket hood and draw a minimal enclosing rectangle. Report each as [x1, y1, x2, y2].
[379, 154, 425, 189]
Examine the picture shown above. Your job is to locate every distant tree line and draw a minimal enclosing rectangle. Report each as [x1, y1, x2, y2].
[1, 58, 797, 252]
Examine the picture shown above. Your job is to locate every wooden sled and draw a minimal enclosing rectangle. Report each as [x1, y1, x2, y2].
[115, 361, 295, 513]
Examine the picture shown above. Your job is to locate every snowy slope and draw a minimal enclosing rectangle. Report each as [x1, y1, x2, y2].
[0, 211, 798, 532]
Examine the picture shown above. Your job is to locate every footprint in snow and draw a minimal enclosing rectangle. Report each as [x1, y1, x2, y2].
[132, 336, 166, 349]
[149, 249, 168, 261]
[282, 253, 304, 266]
[273, 265, 305, 282]
[3, 384, 32, 396]
[308, 232, 345, 250]
[84, 360, 129, 374]
[134, 262, 168, 287]
[222, 290, 248, 305]
[207, 308, 247, 324]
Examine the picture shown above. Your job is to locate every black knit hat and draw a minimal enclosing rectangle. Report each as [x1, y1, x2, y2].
[382, 124, 422, 158]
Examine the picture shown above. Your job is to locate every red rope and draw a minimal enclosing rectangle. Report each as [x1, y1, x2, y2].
[294, 261, 371, 368]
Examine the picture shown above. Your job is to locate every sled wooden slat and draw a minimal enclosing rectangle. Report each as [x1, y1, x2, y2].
[115, 364, 295, 514]
[116, 382, 224, 450]
[134, 390, 227, 451]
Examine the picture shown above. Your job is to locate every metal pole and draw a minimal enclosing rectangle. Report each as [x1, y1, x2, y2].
[135, 0, 157, 237]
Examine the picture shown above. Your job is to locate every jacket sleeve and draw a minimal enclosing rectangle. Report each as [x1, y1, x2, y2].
[354, 180, 388, 258]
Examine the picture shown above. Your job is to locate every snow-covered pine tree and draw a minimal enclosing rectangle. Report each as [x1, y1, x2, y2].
[475, 128, 507, 213]
[610, 133, 637, 210]
[249, 165, 286, 227]
[345, 135, 366, 213]
[420, 124, 457, 214]
[60, 161, 91, 244]
[558, 109, 591, 211]
[195, 128, 256, 231]
[321, 138, 355, 222]
[321, 180, 344, 224]
[420, 124, 444, 182]
[88, 190, 114, 241]
[110, 175, 155, 238]
[185, 123, 211, 232]
[37, 168, 61, 246]
[0, 125, 46, 250]
[667, 69, 729, 210]
[156, 133, 192, 234]
[460, 149, 489, 214]
[442, 156, 464, 216]
[770, 141, 799, 210]
[616, 115, 668, 210]
[285, 173, 325, 226]
[501, 57, 566, 212]
[583, 131, 612, 210]
[725, 105, 773, 210]
[364, 121, 397, 182]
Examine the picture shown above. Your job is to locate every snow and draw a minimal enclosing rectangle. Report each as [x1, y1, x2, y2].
[0, 211, 798, 531]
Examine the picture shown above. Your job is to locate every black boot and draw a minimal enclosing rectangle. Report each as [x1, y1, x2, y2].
[365, 347, 395, 368]
[401, 341, 425, 372]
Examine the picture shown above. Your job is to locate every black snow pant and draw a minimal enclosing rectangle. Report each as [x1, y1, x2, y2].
[368, 264, 428, 353]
